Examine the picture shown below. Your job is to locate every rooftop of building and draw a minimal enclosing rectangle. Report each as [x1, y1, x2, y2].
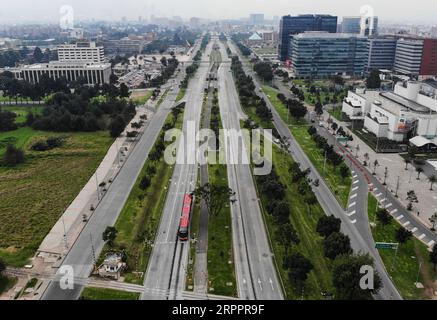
[17, 61, 111, 70]
[293, 31, 367, 39]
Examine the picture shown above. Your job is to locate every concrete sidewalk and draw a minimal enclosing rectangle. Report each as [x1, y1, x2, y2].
[324, 111, 437, 227]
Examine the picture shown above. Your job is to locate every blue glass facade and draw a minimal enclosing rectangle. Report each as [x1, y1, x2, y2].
[290, 33, 368, 78]
[278, 14, 338, 61]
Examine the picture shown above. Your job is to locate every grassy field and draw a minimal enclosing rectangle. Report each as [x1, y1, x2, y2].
[256, 145, 335, 300]
[130, 90, 153, 105]
[0, 127, 41, 154]
[368, 194, 437, 300]
[207, 164, 237, 297]
[1, 106, 43, 124]
[99, 111, 183, 285]
[262, 85, 351, 208]
[0, 130, 113, 266]
[81, 287, 140, 300]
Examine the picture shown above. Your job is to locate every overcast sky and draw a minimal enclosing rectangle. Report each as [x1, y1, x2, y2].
[0, 0, 436, 24]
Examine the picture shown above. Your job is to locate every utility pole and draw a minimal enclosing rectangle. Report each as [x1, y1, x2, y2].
[415, 261, 423, 285]
[95, 172, 100, 201]
[395, 176, 400, 198]
[90, 233, 97, 270]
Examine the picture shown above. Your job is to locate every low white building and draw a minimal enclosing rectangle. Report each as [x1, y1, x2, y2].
[12, 61, 112, 85]
[343, 80, 437, 144]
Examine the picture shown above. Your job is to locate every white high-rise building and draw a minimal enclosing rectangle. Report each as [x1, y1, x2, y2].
[57, 42, 105, 63]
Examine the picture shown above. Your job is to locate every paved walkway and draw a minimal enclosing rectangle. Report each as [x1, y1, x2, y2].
[325, 112, 437, 227]
[36, 98, 159, 261]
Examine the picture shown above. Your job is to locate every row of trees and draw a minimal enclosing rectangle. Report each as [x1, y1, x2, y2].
[254, 62, 274, 82]
[231, 37, 251, 56]
[307, 126, 349, 176]
[316, 214, 383, 299]
[149, 57, 179, 88]
[277, 93, 308, 122]
[231, 56, 272, 123]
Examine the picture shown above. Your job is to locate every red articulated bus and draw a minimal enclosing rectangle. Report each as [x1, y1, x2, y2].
[178, 194, 193, 241]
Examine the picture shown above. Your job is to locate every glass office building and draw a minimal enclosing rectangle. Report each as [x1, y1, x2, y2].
[278, 14, 338, 61]
[367, 36, 398, 71]
[290, 32, 368, 78]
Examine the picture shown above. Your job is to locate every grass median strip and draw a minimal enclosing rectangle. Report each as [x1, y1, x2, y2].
[368, 194, 437, 300]
[254, 145, 334, 299]
[80, 287, 140, 300]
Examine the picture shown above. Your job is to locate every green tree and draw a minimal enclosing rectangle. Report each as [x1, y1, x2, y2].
[323, 232, 352, 260]
[395, 227, 413, 244]
[0, 258, 5, 274]
[139, 176, 151, 191]
[120, 83, 130, 98]
[102, 226, 118, 247]
[366, 69, 381, 89]
[277, 223, 300, 254]
[339, 164, 350, 181]
[109, 115, 126, 138]
[283, 252, 314, 289]
[194, 183, 236, 217]
[3, 144, 25, 167]
[333, 254, 382, 300]
[316, 215, 341, 238]
[376, 208, 393, 225]
[416, 167, 424, 180]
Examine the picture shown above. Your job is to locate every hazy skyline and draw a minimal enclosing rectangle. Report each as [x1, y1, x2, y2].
[0, 0, 436, 24]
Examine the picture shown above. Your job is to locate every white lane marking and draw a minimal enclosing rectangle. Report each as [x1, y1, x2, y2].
[385, 203, 393, 209]
[347, 211, 356, 217]
[349, 202, 356, 208]
[428, 240, 436, 247]
[418, 234, 426, 240]
[380, 198, 387, 203]
[258, 279, 263, 291]
[353, 180, 359, 185]
[369, 183, 374, 187]
[411, 227, 418, 233]
[396, 215, 404, 221]
[352, 186, 359, 192]
[352, 170, 355, 174]
[269, 278, 274, 291]
[350, 194, 357, 200]
[350, 219, 357, 224]
[403, 221, 411, 227]
[353, 175, 358, 179]
[390, 209, 398, 214]
[376, 193, 382, 197]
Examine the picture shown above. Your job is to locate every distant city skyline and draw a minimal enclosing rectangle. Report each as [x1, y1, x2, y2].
[0, 0, 436, 25]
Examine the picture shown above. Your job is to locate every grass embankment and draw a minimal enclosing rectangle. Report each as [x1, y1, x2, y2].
[207, 163, 236, 297]
[256, 145, 335, 299]
[99, 109, 184, 285]
[0, 131, 113, 266]
[186, 188, 201, 291]
[328, 107, 347, 122]
[368, 194, 437, 300]
[157, 89, 170, 108]
[81, 287, 140, 300]
[262, 85, 352, 208]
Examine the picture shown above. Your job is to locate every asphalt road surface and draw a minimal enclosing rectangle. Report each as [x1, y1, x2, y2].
[217, 39, 283, 300]
[141, 42, 213, 300]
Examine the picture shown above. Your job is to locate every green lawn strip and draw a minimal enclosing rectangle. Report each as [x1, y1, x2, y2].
[157, 88, 170, 108]
[0, 131, 113, 267]
[255, 145, 334, 300]
[186, 190, 201, 291]
[131, 90, 153, 105]
[99, 111, 184, 285]
[1, 106, 43, 124]
[262, 85, 351, 208]
[207, 163, 237, 297]
[80, 287, 139, 300]
[328, 108, 346, 122]
[0, 275, 17, 294]
[368, 193, 436, 300]
[176, 88, 186, 102]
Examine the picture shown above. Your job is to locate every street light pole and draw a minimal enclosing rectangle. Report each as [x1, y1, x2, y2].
[415, 261, 422, 285]
[395, 176, 400, 198]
